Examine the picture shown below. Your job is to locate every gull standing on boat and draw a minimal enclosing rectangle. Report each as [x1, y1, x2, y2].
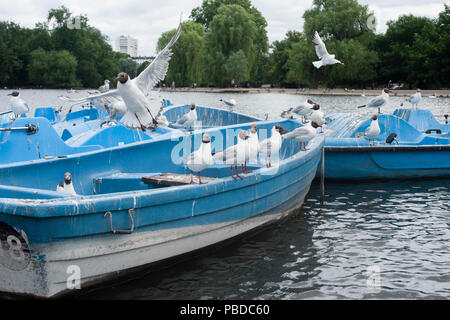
[184, 134, 214, 184]
[312, 31, 343, 69]
[56, 172, 77, 196]
[358, 88, 390, 114]
[58, 19, 182, 131]
[8, 91, 29, 118]
[106, 100, 127, 120]
[98, 80, 110, 93]
[280, 108, 294, 119]
[292, 99, 316, 123]
[156, 107, 169, 126]
[245, 124, 260, 172]
[408, 89, 422, 109]
[176, 103, 197, 130]
[309, 104, 326, 131]
[364, 115, 381, 146]
[214, 130, 250, 180]
[283, 121, 321, 151]
[259, 125, 288, 168]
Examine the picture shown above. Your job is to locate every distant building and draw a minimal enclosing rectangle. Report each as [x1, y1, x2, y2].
[115, 35, 138, 57]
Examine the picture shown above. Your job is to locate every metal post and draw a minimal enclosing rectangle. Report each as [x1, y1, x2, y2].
[320, 147, 325, 206]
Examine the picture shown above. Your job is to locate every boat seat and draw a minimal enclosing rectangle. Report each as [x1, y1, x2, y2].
[0, 184, 69, 200]
[93, 172, 163, 194]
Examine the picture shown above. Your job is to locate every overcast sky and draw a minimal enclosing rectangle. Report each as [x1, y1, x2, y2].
[0, 0, 446, 56]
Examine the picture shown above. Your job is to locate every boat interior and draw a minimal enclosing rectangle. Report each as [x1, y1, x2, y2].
[325, 110, 450, 146]
[0, 117, 305, 200]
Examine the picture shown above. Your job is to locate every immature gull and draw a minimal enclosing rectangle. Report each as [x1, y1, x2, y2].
[98, 80, 110, 93]
[214, 130, 250, 180]
[184, 134, 214, 184]
[259, 125, 288, 168]
[358, 88, 390, 114]
[312, 31, 343, 69]
[408, 89, 422, 109]
[58, 19, 182, 131]
[176, 103, 198, 130]
[56, 172, 77, 196]
[8, 91, 29, 118]
[283, 121, 321, 151]
[364, 115, 380, 146]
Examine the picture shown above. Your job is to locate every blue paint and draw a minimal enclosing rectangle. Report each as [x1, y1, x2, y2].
[322, 109, 450, 180]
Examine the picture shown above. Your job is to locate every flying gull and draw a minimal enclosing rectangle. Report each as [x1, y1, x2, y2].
[312, 31, 343, 69]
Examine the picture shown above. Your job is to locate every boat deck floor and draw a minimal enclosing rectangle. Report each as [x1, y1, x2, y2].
[142, 173, 218, 186]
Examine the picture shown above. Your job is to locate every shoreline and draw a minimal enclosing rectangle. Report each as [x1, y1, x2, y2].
[160, 87, 450, 97]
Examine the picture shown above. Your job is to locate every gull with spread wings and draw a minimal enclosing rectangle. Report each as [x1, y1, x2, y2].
[312, 31, 343, 69]
[59, 20, 182, 131]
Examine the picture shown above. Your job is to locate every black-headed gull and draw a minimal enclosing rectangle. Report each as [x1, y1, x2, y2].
[283, 121, 321, 151]
[364, 115, 380, 146]
[358, 88, 390, 114]
[8, 91, 29, 118]
[259, 125, 288, 168]
[56, 172, 77, 196]
[312, 31, 343, 69]
[185, 134, 214, 184]
[309, 104, 326, 130]
[245, 124, 260, 173]
[292, 99, 316, 123]
[59, 20, 182, 131]
[176, 103, 197, 130]
[214, 130, 250, 180]
[220, 98, 237, 110]
[408, 89, 422, 109]
[98, 80, 110, 93]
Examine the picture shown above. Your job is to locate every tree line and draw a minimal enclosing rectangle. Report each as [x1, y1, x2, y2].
[0, 1, 448, 90]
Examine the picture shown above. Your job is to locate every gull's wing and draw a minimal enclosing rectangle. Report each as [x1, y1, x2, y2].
[214, 145, 237, 162]
[259, 139, 273, 156]
[312, 31, 329, 59]
[58, 90, 120, 103]
[134, 19, 182, 95]
[292, 105, 311, 116]
[367, 95, 387, 108]
[283, 127, 310, 140]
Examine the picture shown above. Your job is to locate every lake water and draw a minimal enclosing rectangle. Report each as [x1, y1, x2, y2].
[1, 89, 449, 300]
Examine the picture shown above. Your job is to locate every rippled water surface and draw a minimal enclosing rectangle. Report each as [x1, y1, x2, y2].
[1, 90, 449, 300]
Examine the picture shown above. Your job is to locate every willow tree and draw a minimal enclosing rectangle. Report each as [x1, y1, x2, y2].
[204, 4, 257, 86]
[157, 21, 206, 87]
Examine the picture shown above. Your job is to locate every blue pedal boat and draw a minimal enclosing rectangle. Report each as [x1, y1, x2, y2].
[0, 104, 261, 165]
[321, 111, 450, 180]
[0, 118, 324, 298]
[393, 109, 450, 136]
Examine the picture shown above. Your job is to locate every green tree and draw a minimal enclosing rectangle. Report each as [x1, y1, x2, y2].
[157, 21, 207, 87]
[28, 48, 79, 87]
[224, 50, 248, 85]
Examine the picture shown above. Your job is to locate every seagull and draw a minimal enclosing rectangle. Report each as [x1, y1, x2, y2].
[245, 124, 260, 172]
[176, 103, 197, 130]
[156, 107, 169, 126]
[184, 134, 214, 184]
[358, 88, 390, 114]
[408, 89, 422, 109]
[364, 115, 381, 146]
[8, 91, 29, 118]
[259, 125, 288, 168]
[280, 108, 294, 119]
[292, 99, 316, 123]
[214, 130, 250, 180]
[309, 104, 326, 130]
[220, 99, 237, 110]
[312, 31, 343, 69]
[283, 121, 321, 151]
[56, 172, 77, 196]
[98, 80, 110, 93]
[58, 19, 182, 131]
